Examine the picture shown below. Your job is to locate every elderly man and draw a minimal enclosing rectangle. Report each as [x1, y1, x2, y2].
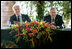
[43, 8, 65, 29]
[9, 4, 31, 26]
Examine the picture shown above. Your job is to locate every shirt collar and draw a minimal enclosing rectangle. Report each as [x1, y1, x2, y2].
[51, 17, 55, 19]
[15, 14, 21, 17]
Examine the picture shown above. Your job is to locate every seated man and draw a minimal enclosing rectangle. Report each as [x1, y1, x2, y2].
[43, 8, 65, 29]
[9, 4, 31, 27]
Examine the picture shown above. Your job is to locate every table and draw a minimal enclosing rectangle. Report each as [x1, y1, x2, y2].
[1, 28, 72, 48]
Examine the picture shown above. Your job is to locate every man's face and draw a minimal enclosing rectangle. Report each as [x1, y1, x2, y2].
[50, 9, 57, 17]
[13, 6, 20, 15]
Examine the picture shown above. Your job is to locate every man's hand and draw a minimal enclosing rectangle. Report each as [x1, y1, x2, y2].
[56, 26, 60, 28]
[14, 21, 19, 25]
[51, 22, 55, 25]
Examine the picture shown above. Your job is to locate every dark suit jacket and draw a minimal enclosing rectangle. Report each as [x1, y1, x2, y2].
[43, 14, 64, 27]
[9, 14, 31, 24]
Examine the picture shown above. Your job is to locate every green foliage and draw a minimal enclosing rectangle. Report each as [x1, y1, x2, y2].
[36, 1, 45, 22]
[15, 1, 71, 25]
[36, 32, 42, 39]
[63, 1, 71, 24]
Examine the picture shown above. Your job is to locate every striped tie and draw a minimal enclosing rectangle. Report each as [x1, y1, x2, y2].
[18, 16, 20, 22]
[52, 18, 55, 22]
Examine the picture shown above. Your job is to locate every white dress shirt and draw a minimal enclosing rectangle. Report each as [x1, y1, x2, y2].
[16, 14, 22, 23]
[51, 17, 55, 23]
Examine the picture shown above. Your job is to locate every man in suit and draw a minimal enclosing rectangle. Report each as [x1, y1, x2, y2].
[9, 4, 31, 26]
[43, 8, 65, 29]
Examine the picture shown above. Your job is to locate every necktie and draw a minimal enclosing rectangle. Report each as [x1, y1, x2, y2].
[18, 16, 20, 22]
[52, 18, 55, 22]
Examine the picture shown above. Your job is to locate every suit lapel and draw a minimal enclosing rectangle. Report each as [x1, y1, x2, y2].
[55, 15, 59, 24]
[13, 14, 18, 21]
[48, 15, 51, 23]
[21, 14, 26, 22]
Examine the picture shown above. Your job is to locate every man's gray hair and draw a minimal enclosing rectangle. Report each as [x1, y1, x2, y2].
[50, 8, 56, 11]
[12, 4, 21, 11]
[50, 8, 57, 14]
